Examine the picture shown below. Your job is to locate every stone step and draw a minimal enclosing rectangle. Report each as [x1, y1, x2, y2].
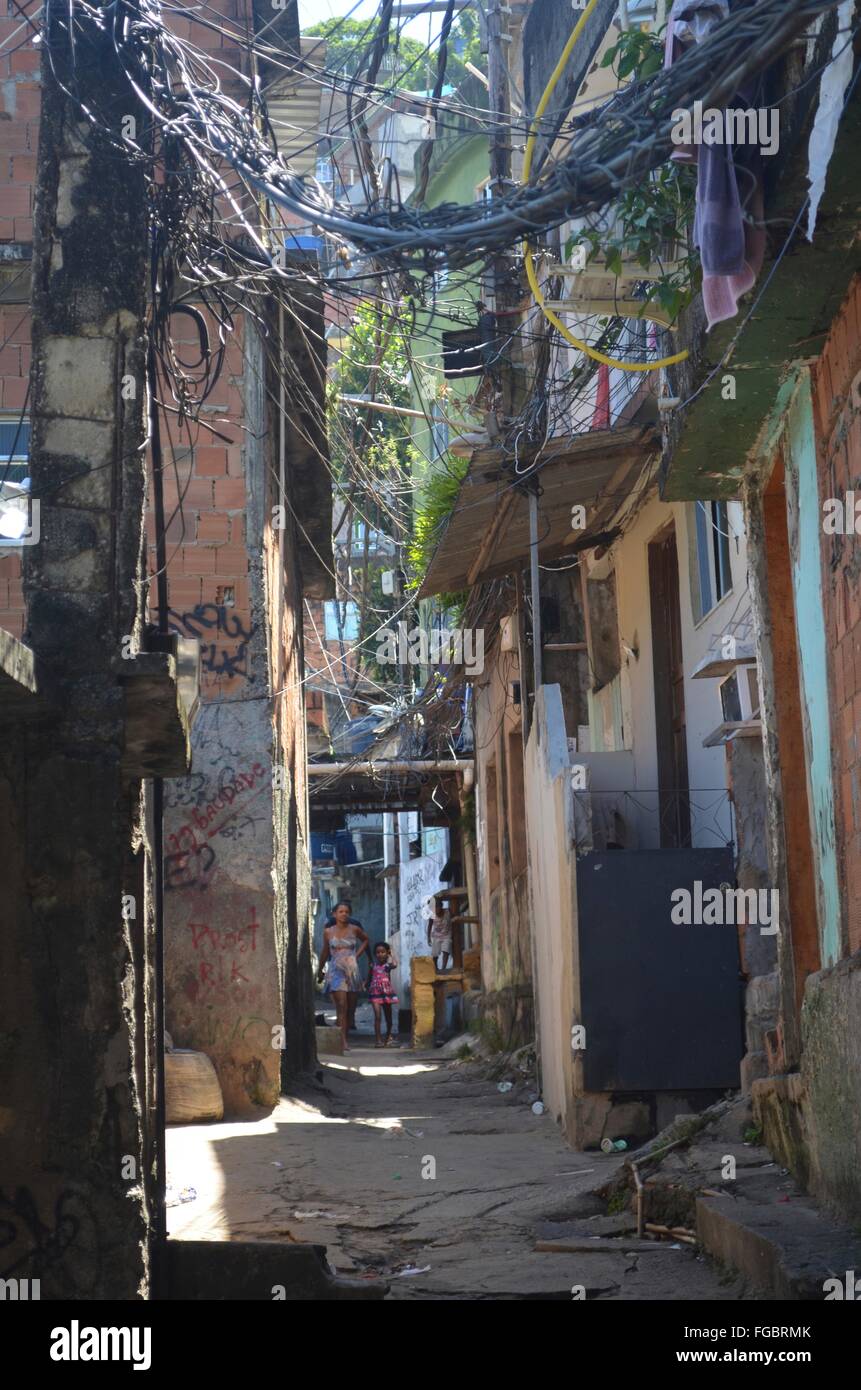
[696, 1191, 861, 1299]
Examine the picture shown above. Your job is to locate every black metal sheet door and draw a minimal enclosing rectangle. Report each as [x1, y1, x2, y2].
[577, 848, 744, 1091]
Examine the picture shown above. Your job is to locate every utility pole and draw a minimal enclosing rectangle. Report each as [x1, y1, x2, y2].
[485, 0, 542, 716]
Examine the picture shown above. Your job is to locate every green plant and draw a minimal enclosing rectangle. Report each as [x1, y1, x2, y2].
[743, 1124, 763, 1146]
[567, 168, 698, 324]
[407, 453, 469, 600]
[474, 1015, 504, 1054]
[558, 25, 700, 326]
[303, 14, 484, 85]
[607, 1190, 630, 1215]
[600, 26, 665, 81]
[455, 787, 475, 839]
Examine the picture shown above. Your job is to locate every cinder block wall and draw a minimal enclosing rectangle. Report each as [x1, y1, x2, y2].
[755, 275, 861, 1224]
[0, 2, 315, 1119]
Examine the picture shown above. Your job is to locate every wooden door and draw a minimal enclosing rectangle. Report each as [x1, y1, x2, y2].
[648, 526, 691, 847]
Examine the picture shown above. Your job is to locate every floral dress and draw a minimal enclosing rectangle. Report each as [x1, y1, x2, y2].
[325, 932, 363, 992]
[367, 961, 397, 1003]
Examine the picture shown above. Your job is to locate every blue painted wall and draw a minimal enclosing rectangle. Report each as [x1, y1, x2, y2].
[785, 373, 841, 967]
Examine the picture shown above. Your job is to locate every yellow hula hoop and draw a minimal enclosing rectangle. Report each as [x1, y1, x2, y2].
[522, 0, 688, 372]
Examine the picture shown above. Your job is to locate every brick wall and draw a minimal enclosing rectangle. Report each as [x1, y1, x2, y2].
[812, 273, 861, 957]
[0, 0, 257, 649]
[0, 1, 327, 1106]
[0, 0, 39, 631]
[153, 311, 260, 697]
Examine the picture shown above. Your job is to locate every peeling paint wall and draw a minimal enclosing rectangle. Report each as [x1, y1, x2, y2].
[473, 632, 533, 1048]
[784, 374, 841, 968]
[524, 684, 578, 1141]
[813, 273, 861, 958]
[164, 701, 281, 1112]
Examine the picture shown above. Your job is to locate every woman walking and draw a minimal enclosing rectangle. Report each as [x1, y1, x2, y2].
[316, 902, 369, 1052]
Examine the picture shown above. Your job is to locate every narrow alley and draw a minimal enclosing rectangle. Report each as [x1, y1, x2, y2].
[166, 1043, 748, 1301]
[2, 0, 861, 1353]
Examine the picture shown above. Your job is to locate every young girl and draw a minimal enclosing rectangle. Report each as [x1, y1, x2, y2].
[366, 942, 398, 1048]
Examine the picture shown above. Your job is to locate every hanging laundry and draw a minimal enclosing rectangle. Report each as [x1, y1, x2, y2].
[664, 0, 767, 328]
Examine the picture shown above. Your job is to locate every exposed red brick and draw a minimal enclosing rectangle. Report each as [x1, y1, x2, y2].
[2, 186, 29, 217]
[13, 86, 40, 122]
[167, 577, 203, 606]
[2, 376, 27, 409]
[196, 512, 230, 543]
[10, 48, 39, 74]
[194, 445, 228, 477]
[0, 344, 22, 375]
[212, 544, 248, 577]
[213, 477, 246, 508]
[182, 546, 217, 575]
[11, 154, 35, 183]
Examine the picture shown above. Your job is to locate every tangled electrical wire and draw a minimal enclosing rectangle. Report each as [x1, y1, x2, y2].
[22, 0, 854, 725]
[39, 0, 849, 281]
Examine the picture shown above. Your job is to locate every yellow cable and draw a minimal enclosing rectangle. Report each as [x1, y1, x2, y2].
[522, 0, 688, 372]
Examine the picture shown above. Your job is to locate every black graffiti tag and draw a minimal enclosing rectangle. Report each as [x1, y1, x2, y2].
[165, 841, 217, 892]
[0, 1187, 100, 1292]
[169, 604, 255, 682]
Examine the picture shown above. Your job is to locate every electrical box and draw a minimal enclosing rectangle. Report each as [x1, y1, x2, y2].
[500, 613, 517, 652]
[381, 570, 399, 596]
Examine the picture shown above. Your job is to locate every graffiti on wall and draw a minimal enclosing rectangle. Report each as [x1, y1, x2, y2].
[164, 763, 269, 891]
[399, 848, 449, 964]
[183, 906, 263, 1004]
[0, 1186, 98, 1288]
[165, 841, 216, 893]
[169, 603, 255, 682]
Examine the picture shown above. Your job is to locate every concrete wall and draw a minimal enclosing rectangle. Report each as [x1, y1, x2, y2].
[813, 273, 861, 958]
[0, 12, 156, 1298]
[387, 846, 449, 1009]
[163, 701, 281, 1113]
[754, 949, 861, 1222]
[583, 492, 750, 848]
[473, 633, 533, 1048]
[160, 303, 284, 1115]
[524, 684, 578, 1142]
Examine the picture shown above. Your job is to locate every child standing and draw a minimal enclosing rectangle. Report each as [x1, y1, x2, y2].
[367, 942, 398, 1048]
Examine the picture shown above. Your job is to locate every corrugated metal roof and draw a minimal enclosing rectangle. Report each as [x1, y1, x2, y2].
[417, 425, 660, 598]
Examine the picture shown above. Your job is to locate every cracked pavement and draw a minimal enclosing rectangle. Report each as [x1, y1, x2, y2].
[167, 1047, 747, 1300]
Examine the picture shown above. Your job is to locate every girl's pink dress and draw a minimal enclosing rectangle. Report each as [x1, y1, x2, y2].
[367, 962, 397, 1002]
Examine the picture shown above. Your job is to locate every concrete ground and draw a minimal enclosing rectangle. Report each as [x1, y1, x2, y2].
[167, 1041, 748, 1301]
